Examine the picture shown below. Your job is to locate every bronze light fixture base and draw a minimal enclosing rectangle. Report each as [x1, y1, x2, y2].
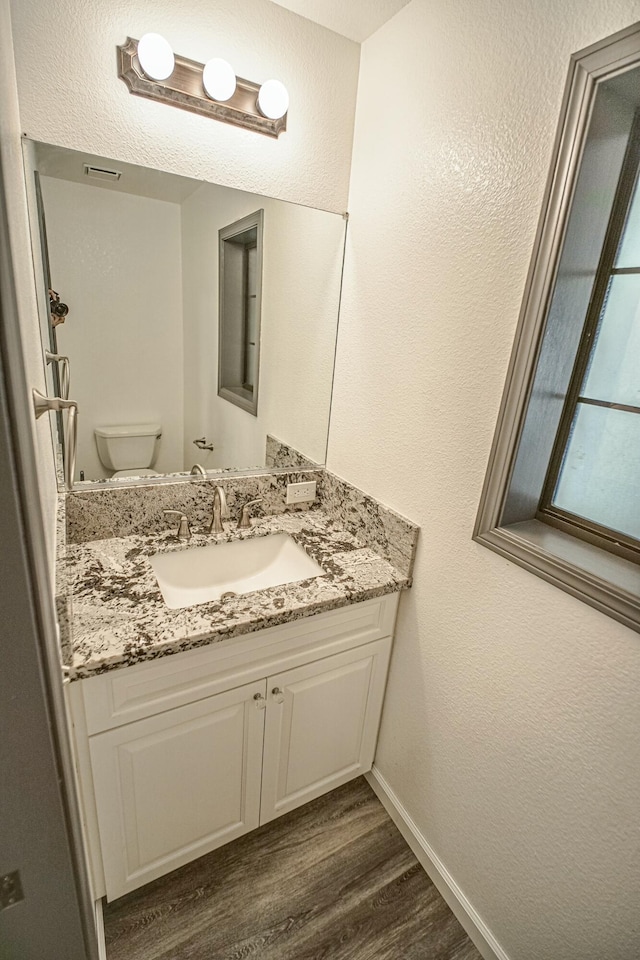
[117, 38, 287, 138]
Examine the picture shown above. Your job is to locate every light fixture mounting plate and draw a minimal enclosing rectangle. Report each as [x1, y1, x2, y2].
[117, 38, 287, 138]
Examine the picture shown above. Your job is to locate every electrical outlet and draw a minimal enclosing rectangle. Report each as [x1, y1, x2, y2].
[286, 480, 317, 504]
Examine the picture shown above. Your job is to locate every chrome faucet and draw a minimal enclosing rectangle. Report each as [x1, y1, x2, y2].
[207, 486, 228, 534]
[190, 463, 206, 477]
[237, 497, 263, 530]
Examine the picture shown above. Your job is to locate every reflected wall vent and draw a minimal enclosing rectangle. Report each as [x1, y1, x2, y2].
[83, 164, 122, 182]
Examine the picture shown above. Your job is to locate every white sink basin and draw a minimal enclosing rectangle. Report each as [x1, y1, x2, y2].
[150, 533, 325, 609]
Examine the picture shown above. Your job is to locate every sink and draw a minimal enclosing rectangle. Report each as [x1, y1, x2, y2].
[150, 533, 325, 609]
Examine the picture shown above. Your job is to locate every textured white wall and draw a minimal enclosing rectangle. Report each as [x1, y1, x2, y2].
[10, 0, 359, 214]
[181, 182, 344, 470]
[0, 3, 58, 567]
[328, 2, 640, 958]
[40, 178, 184, 480]
[269, 0, 412, 43]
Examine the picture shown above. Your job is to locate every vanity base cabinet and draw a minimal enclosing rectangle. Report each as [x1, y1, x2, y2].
[69, 594, 400, 902]
[89, 680, 266, 901]
[260, 638, 391, 824]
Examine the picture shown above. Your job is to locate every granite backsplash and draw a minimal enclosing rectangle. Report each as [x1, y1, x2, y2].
[64, 469, 418, 580]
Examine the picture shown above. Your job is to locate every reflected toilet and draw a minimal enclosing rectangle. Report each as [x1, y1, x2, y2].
[94, 423, 162, 478]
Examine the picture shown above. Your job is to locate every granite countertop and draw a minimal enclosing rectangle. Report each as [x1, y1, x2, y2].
[61, 510, 411, 681]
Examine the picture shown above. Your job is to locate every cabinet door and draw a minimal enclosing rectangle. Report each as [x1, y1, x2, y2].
[260, 636, 392, 824]
[89, 679, 266, 900]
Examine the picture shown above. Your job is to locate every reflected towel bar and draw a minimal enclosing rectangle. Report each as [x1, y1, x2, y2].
[33, 388, 78, 491]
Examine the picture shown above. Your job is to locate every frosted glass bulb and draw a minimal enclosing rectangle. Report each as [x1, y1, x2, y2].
[137, 33, 175, 81]
[257, 79, 289, 120]
[202, 58, 237, 102]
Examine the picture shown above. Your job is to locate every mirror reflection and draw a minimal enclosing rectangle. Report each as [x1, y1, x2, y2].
[24, 141, 346, 484]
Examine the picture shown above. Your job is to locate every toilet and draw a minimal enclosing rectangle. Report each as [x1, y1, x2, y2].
[94, 423, 162, 478]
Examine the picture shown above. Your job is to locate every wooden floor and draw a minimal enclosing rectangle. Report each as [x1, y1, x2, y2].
[104, 778, 482, 960]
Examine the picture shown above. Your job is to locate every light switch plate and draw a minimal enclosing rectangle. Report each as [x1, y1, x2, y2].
[286, 480, 317, 504]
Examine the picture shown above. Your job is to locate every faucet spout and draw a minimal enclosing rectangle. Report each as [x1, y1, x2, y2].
[207, 485, 227, 534]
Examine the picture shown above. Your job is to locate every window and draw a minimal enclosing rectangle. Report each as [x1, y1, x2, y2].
[539, 113, 640, 559]
[218, 209, 264, 416]
[241, 240, 258, 393]
[474, 23, 640, 632]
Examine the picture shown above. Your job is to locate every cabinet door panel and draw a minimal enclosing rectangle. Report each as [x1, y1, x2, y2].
[260, 637, 391, 824]
[90, 680, 266, 900]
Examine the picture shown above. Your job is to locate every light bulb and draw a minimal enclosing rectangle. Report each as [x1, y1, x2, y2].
[257, 79, 289, 120]
[136, 33, 175, 82]
[202, 58, 237, 102]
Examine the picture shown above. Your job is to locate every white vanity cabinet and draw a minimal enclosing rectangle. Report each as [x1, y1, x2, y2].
[88, 680, 266, 900]
[260, 639, 390, 824]
[67, 593, 399, 902]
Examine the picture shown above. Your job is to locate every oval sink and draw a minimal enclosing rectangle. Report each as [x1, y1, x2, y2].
[150, 533, 325, 609]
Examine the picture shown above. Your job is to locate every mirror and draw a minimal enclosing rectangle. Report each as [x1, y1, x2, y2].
[23, 140, 346, 486]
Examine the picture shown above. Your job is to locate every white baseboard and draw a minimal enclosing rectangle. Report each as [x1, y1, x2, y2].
[366, 766, 511, 960]
[94, 898, 107, 960]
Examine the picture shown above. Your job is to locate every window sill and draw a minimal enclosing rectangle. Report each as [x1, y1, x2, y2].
[218, 385, 257, 416]
[474, 519, 640, 632]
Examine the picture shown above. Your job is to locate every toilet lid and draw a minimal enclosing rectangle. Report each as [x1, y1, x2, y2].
[111, 469, 160, 478]
[95, 423, 162, 438]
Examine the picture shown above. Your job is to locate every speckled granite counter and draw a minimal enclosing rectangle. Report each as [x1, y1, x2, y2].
[62, 509, 412, 680]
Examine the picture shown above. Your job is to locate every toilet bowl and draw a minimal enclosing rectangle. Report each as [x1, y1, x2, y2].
[94, 423, 162, 478]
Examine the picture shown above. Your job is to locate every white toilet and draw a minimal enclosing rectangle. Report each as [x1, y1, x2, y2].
[94, 423, 162, 478]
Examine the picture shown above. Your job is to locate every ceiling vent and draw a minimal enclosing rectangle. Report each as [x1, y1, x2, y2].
[83, 163, 122, 182]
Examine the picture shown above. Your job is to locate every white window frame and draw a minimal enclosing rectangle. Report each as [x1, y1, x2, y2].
[474, 22, 640, 633]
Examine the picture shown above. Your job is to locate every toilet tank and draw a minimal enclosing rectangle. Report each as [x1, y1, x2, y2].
[94, 423, 162, 471]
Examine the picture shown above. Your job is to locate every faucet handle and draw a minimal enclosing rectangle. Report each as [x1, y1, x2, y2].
[237, 497, 263, 530]
[163, 510, 191, 539]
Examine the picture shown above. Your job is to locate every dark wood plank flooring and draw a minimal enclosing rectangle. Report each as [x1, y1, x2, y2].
[104, 778, 482, 960]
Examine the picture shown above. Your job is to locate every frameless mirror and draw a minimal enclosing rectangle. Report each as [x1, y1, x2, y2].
[22, 140, 346, 486]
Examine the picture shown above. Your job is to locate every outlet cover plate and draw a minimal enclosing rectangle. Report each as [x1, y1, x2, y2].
[286, 480, 317, 504]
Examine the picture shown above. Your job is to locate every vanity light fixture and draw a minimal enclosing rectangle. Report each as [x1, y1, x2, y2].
[117, 37, 288, 137]
[136, 33, 175, 82]
[202, 58, 237, 102]
[257, 79, 289, 121]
